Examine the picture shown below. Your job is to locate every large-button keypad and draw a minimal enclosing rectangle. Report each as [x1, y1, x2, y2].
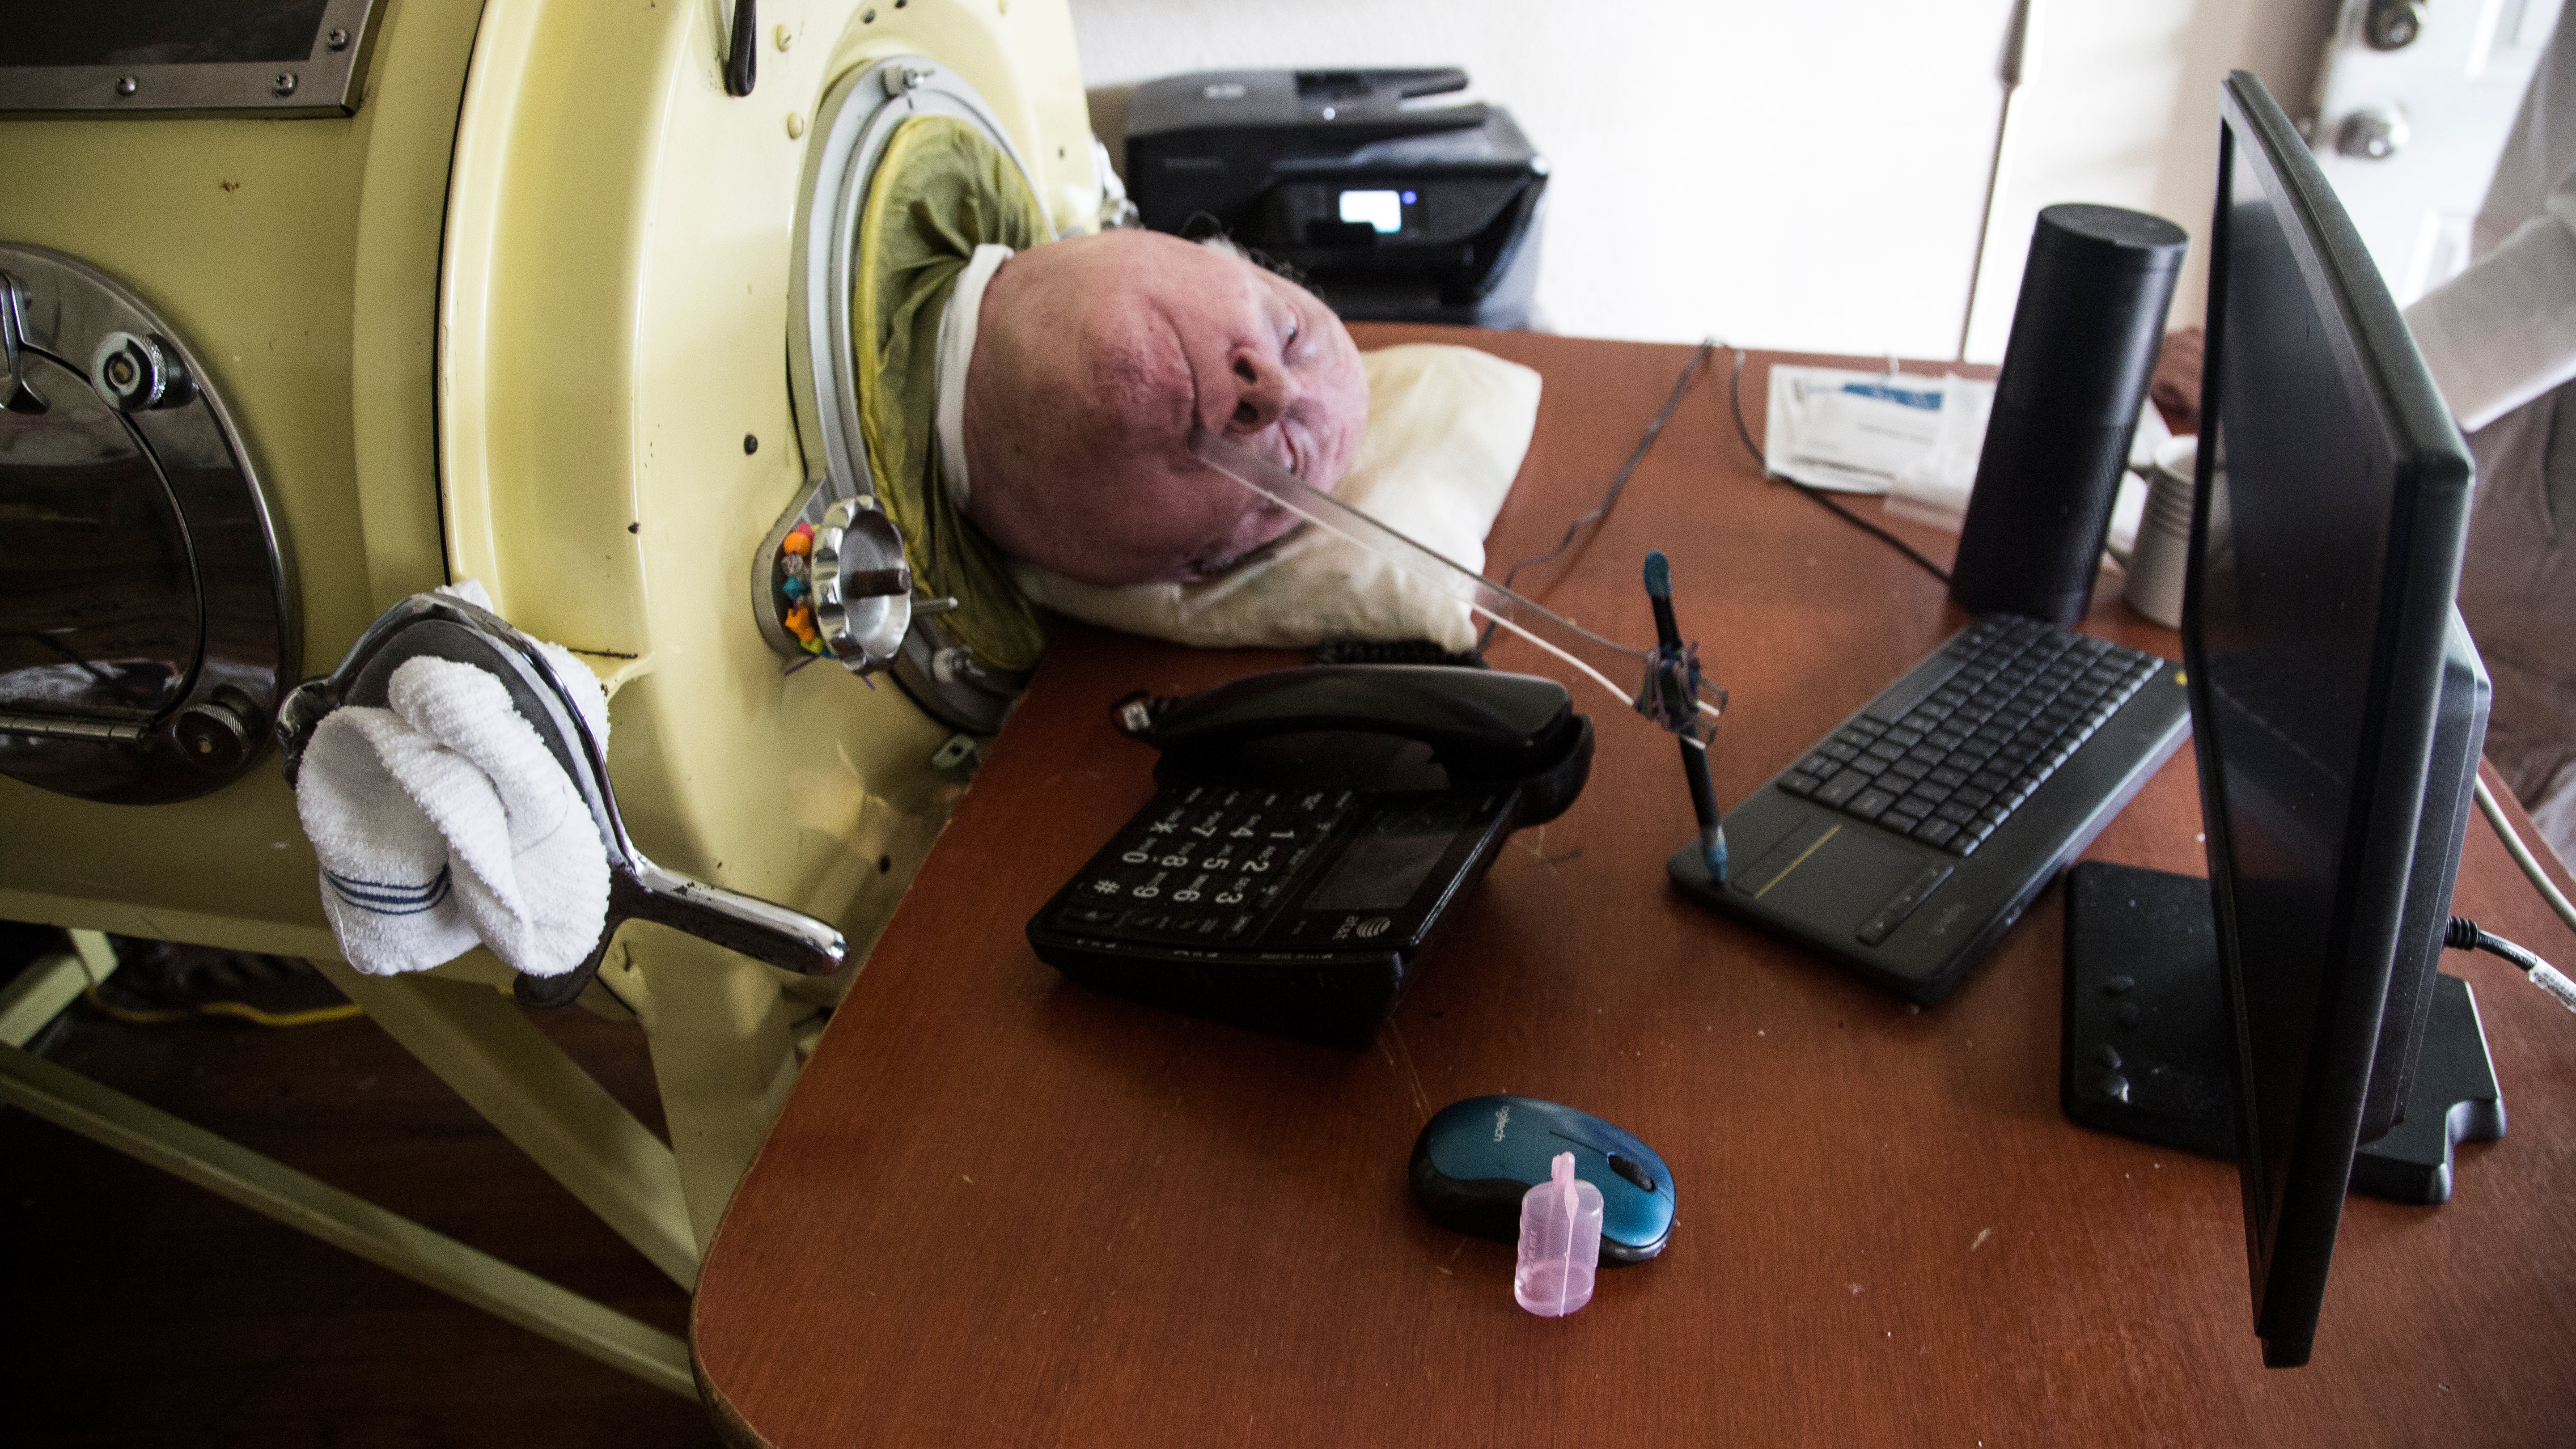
[1053, 784, 1358, 946]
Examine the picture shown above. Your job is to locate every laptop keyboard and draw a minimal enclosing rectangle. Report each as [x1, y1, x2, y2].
[1774, 617, 2168, 857]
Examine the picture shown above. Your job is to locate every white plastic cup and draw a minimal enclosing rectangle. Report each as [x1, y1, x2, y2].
[1514, 1152, 1604, 1317]
[2124, 436, 2198, 628]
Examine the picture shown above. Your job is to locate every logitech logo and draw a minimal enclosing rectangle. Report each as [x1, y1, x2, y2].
[1493, 1105, 1511, 1141]
[1930, 903, 1967, 937]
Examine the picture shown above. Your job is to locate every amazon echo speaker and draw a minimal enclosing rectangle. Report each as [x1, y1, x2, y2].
[1951, 204, 2188, 623]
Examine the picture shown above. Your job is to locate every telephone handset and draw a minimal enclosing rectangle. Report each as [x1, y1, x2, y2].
[1028, 666, 1593, 1048]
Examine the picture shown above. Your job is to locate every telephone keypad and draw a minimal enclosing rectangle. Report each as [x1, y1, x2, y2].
[1054, 785, 1358, 943]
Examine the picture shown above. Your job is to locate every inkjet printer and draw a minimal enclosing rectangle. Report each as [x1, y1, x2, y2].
[1123, 68, 1546, 329]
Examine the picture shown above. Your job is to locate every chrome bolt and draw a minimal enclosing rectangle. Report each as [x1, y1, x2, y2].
[114, 76, 139, 97]
[272, 72, 300, 98]
[326, 27, 351, 51]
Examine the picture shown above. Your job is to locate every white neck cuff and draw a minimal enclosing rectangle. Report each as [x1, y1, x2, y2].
[934, 243, 1014, 511]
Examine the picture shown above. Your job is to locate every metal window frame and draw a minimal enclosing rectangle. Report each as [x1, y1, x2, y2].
[0, 0, 384, 118]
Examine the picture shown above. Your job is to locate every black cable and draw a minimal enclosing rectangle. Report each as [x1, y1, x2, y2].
[2446, 915, 2576, 1014]
[1477, 340, 1717, 650]
[1722, 346, 1955, 586]
[2447, 916, 2553, 976]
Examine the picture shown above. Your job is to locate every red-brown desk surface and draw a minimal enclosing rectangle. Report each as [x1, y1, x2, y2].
[694, 329, 2576, 1447]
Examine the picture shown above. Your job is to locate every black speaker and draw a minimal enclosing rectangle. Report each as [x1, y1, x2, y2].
[1951, 204, 2188, 624]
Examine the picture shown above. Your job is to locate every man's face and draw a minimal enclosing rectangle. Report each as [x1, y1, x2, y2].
[963, 230, 1368, 587]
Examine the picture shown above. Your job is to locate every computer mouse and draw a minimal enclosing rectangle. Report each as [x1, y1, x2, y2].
[1408, 1095, 1674, 1262]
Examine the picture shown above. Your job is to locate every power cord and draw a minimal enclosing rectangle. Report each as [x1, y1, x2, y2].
[2475, 774, 2576, 935]
[1722, 346, 1955, 585]
[2445, 915, 2576, 1015]
[1477, 340, 1718, 651]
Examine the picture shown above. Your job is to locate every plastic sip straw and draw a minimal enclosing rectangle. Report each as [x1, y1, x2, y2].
[1514, 1151, 1604, 1318]
[1188, 424, 1724, 734]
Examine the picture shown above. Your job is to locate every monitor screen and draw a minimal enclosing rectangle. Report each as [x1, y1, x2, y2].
[2186, 74, 2480, 1368]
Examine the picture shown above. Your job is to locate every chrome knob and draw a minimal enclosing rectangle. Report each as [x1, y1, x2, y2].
[2364, 0, 2425, 51]
[176, 691, 261, 772]
[2336, 106, 2409, 161]
[91, 330, 193, 411]
[811, 496, 914, 670]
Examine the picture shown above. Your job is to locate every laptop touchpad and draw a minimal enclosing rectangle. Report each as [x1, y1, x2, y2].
[1734, 820, 1949, 944]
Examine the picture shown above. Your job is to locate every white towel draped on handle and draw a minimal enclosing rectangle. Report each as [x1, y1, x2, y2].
[293, 585, 611, 979]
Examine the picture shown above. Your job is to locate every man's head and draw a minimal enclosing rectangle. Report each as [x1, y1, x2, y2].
[962, 230, 1368, 587]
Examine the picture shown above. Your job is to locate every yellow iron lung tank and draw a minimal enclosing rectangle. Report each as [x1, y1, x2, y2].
[0, 0, 1105, 969]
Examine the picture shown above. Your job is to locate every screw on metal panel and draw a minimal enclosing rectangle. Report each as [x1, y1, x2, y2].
[787, 112, 805, 139]
[115, 76, 138, 97]
[326, 27, 351, 51]
[744, 433, 759, 454]
[273, 72, 299, 98]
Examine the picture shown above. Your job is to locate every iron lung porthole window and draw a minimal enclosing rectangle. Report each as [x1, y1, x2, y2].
[0, 243, 295, 804]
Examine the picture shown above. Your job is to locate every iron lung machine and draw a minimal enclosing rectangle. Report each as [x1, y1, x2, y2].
[0, 0, 1112, 1364]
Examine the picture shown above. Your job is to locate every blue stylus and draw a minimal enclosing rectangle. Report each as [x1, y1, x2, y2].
[1644, 551, 1726, 882]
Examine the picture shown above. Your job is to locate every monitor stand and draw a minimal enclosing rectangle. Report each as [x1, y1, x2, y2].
[2059, 861, 2504, 1205]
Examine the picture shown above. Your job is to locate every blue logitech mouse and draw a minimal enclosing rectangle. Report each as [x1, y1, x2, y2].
[1408, 1095, 1674, 1262]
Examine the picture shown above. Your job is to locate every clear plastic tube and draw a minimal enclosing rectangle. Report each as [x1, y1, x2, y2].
[1190, 425, 1721, 730]
[1514, 1151, 1603, 1318]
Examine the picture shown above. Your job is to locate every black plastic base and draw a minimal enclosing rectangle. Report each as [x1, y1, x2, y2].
[2062, 862, 2504, 1205]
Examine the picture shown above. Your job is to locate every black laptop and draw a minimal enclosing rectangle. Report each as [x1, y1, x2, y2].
[1667, 614, 2190, 1004]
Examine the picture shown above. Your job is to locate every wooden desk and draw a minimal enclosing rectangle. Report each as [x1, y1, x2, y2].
[693, 330, 2576, 1447]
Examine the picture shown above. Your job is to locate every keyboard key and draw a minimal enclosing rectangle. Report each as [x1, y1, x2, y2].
[1817, 741, 1859, 763]
[1847, 754, 1891, 778]
[1912, 818, 1960, 846]
[1778, 771, 1824, 797]
[1847, 787, 1898, 821]
[1936, 801, 1978, 824]
[1952, 787, 1993, 810]
[1927, 766, 1970, 788]
[1800, 752, 1842, 776]
[1884, 727, 1924, 748]
[1815, 769, 1869, 806]
[1884, 758, 1931, 784]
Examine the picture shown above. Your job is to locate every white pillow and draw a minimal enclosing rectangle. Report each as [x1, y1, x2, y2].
[1010, 343, 1542, 652]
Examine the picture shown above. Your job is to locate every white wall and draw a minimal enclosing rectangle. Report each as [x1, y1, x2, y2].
[1071, 0, 2334, 360]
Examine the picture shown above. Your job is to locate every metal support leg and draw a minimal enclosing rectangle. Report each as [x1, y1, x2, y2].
[609, 926, 808, 1253]
[0, 930, 118, 1048]
[0, 1042, 697, 1399]
[313, 958, 702, 1290]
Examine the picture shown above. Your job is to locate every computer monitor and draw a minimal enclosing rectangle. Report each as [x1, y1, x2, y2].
[2059, 72, 2496, 1370]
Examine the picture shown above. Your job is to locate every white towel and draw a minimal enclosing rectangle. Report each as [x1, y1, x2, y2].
[294, 595, 612, 979]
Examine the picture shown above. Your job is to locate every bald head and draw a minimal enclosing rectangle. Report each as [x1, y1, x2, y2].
[960, 231, 1368, 587]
